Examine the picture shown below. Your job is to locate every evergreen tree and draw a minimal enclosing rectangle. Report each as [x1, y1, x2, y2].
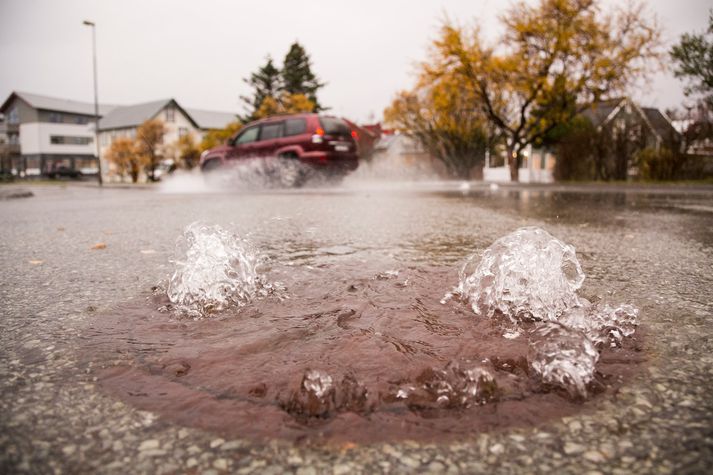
[670, 11, 713, 107]
[281, 42, 325, 111]
[240, 57, 281, 121]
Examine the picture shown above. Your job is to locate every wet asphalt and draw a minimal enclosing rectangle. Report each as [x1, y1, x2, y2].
[1, 181, 712, 474]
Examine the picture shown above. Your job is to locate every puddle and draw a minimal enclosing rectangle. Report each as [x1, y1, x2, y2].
[83, 225, 646, 444]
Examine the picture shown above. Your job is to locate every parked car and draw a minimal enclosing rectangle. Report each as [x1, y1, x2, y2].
[199, 113, 359, 181]
[153, 159, 177, 181]
[47, 166, 83, 180]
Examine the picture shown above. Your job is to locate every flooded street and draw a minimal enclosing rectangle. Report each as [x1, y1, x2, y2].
[1, 182, 712, 473]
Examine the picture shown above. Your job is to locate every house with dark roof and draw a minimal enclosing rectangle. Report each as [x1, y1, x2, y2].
[581, 97, 679, 150]
[483, 97, 680, 182]
[575, 97, 681, 179]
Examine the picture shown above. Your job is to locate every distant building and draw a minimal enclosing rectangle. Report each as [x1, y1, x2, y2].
[0, 91, 115, 177]
[97, 99, 236, 181]
[0, 91, 238, 180]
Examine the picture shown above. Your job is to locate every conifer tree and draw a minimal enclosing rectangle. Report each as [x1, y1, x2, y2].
[281, 42, 325, 111]
[240, 57, 281, 121]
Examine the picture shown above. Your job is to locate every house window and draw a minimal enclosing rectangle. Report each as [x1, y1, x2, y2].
[75, 116, 89, 124]
[178, 127, 188, 138]
[50, 135, 93, 145]
[49, 112, 64, 123]
[8, 107, 19, 124]
[9, 133, 19, 145]
[166, 107, 175, 123]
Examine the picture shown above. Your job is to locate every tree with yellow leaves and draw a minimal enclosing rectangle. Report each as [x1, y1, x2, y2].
[254, 93, 315, 119]
[199, 121, 243, 152]
[105, 137, 144, 183]
[424, 0, 662, 181]
[135, 119, 166, 181]
[385, 67, 491, 178]
[176, 134, 201, 169]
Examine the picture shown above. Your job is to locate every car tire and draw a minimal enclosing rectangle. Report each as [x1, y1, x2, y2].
[277, 153, 307, 188]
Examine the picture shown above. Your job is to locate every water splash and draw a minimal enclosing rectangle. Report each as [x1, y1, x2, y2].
[447, 227, 584, 322]
[528, 322, 599, 398]
[159, 157, 341, 193]
[281, 370, 369, 419]
[302, 369, 334, 399]
[447, 226, 639, 398]
[204, 157, 341, 189]
[166, 222, 271, 317]
[560, 301, 639, 349]
[394, 362, 498, 410]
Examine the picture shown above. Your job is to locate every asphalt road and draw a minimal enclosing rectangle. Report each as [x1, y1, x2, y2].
[1, 181, 712, 474]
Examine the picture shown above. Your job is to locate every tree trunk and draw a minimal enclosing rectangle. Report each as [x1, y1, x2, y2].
[508, 146, 520, 182]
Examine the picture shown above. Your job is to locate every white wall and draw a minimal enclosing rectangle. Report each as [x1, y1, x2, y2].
[161, 107, 203, 161]
[484, 166, 554, 183]
[19, 122, 95, 155]
[98, 105, 204, 182]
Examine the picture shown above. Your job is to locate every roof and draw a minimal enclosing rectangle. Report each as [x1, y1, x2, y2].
[184, 108, 238, 130]
[581, 97, 680, 141]
[99, 99, 178, 130]
[581, 98, 626, 128]
[1, 91, 117, 116]
[641, 108, 679, 140]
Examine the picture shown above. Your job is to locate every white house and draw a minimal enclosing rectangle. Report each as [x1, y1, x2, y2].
[0, 91, 116, 177]
[98, 99, 237, 181]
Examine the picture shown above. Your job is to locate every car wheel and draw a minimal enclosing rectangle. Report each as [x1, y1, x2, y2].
[277, 153, 306, 188]
[202, 159, 222, 173]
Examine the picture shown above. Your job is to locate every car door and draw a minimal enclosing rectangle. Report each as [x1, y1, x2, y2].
[229, 126, 260, 159]
[254, 121, 284, 157]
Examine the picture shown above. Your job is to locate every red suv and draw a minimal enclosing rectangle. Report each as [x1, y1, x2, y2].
[200, 113, 359, 177]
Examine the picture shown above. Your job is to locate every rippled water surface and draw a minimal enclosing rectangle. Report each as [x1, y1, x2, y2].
[76, 183, 713, 443]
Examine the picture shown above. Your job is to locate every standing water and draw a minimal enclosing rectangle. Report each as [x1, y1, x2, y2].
[86, 221, 644, 442]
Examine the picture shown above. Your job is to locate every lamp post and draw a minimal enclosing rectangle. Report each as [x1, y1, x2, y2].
[83, 20, 102, 185]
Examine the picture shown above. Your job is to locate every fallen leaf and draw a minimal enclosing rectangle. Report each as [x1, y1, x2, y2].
[339, 442, 358, 452]
[57, 227, 65, 232]
[28, 259, 44, 265]
[91, 243, 107, 250]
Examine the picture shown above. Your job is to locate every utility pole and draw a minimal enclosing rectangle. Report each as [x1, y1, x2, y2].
[83, 20, 103, 185]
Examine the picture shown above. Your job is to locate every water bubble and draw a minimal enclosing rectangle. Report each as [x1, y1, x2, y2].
[560, 302, 639, 349]
[302, 369, 334, 399]
[166, 222, 269, 317]
[448, 227, 640, 398]
[528, 322, 599, 399]
[451, 227, 584, 322]
[395, 362, 498, 410]
[281, 370, 370, 421]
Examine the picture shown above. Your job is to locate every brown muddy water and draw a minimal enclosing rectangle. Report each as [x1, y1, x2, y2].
[84, 241, 645, 444]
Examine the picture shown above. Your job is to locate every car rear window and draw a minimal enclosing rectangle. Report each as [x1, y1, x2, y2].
[319, 117, 350, 135]
[284, 118, 307, 136]
[260, 122, 283, 140]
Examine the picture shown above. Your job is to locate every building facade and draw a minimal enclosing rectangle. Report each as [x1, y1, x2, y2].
[98, 99, 237, 182]
[0, 91, 238, 181]
[0, 91, 114, 177]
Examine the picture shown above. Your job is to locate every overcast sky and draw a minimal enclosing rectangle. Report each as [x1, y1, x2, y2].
[0, 0, 709, 123]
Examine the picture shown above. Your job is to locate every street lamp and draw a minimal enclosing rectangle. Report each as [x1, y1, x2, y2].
[83, 20, 103, 185]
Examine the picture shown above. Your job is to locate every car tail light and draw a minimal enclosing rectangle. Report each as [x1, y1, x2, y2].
[312, 127, 325, 144]
[351, 130, 359, 140]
